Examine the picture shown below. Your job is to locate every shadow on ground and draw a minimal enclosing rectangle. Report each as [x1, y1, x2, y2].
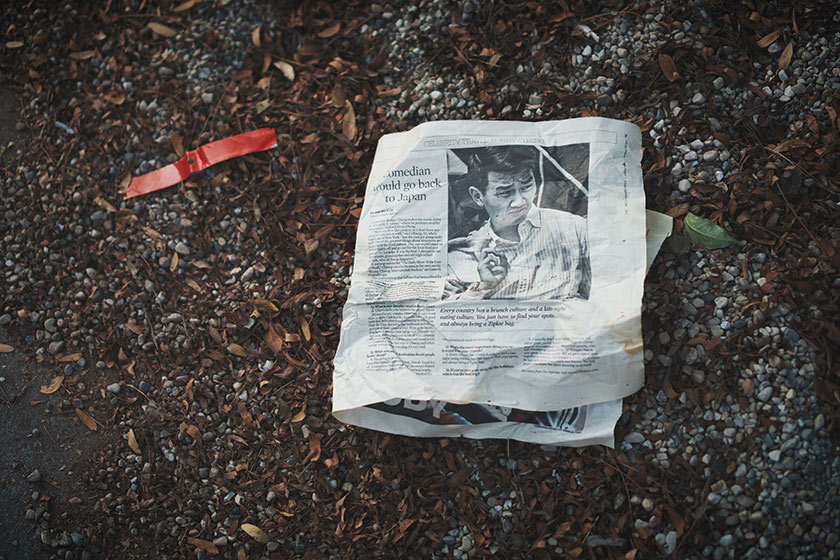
[0, 81, 106, 559]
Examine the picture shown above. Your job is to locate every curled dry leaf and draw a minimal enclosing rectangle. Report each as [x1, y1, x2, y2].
[251, 26, 261, 48]
[170, 251, 179, 272]
[75, 408, 98, 431]
[240, 523, 270, 544]
[6, 41, 24, 49]
[778, 42, 793, 70]
[187, 537, 218, 554]
[658, 53, 679, 82]
[93, 196, 118, 213]
[227, 343, 248, 357]
[317, 22, 341, 38]
[291, 409, 306, 423]
[127, 428, 141, 454]
[273, 60, 295, 81]
[40, 375, 64, 395]
[258, 380, 270, 395]
[147, 22, 177, 38]
[0, 344, 13, 353]
[254, 298, 279, 312]
[265, 324, 284, 353]
[756, 29, 781, 48]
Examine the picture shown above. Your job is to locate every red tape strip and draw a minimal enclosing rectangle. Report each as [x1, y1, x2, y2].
[124, 128, 278, 199]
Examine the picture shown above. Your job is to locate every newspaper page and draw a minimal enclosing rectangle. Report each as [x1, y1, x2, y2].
[333, 119, 666, 445]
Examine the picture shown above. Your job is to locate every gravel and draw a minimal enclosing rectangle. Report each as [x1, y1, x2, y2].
[0, 0, 837, 558]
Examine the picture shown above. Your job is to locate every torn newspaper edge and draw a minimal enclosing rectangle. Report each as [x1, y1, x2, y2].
[124, 128, 278, 199]
[333, 119, 672, 446]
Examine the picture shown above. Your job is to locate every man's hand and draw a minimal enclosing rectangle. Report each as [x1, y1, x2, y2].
[476, 249, 508, 291]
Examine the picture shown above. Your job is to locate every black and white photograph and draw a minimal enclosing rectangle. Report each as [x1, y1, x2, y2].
[444, 143, 592, 300]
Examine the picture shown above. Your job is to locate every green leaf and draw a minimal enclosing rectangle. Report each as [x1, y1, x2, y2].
[684, 213, 739, 250]
[776, 169, 801, 195]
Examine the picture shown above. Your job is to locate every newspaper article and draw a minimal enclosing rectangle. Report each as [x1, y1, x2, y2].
[333, 119, 670, 445]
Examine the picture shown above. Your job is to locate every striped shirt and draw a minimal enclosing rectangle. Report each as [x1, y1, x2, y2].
[447, 206, 590, 300]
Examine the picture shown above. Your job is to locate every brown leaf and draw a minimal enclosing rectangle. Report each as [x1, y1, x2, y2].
[69, 50, 96, 60]
[331, 81, 346, 108]
[240, 523, 270, 544]
[300, 317, 311, 342]
[0, 344, 14, 353]
[658, 53, 679, 82]
[40, 375, 64, 395]
[127, 428, 141, 454]
[342, 101, 357, 141]
[291, 409, 306, 423]
[170, 252, 179, 272]
[251, 26, 261, 48]
[258, 380, 270, 395]
[75, 408, 98, 431]
[6, 41, 24, 49]
[265, 324, 284, 353]
[147, 22, 177, 38]
[778, 42, 793, 70]
[273, 60, 295, 81]
[227, 343, 248, 357]
[756, 29, 781, 48]
[187, 537, 218, 554]
[307, 433, 321, 462]
[173, 0, 201, 12]
[57, 353, 82, 363]
[254, 298, 279, 312]
[93, 197, 118, 213]
[171, 133, 185, 158]
[317, 22, 341, 38]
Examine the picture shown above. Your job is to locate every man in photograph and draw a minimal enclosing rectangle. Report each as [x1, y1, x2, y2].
[445, 145, 590, 300]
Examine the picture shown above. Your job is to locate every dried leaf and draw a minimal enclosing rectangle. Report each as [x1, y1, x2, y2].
[187, 537, 218, 554]
[171, 133, 185, 158]
[173, 0, 201, 12]
[170, 252, 179, 272]
[0, 344, 13, 353]
[658, 53, 679, 82]
[259, 380, 270, 395]
[75, 408, 98, 431]
[127, 428, 141, 454]
[331, 81, 346, 108]
[69, 50, 96, 60]
[227, 343, 248, 357]
[147, 22, 177, 38]
[193, 260, 211, 269]
[291, 409, 306, 423]
[251, 26, 261, 48]
[342, 101, 356, 141]
[300, 317, 311, 342]
[265, 325, 284, 353]
[240, 523, 270, 544]
[317, 22, 341, 38]
[40, 375, 64, 394]
[778, 42, 793, 70]
[684, 213, 739, 250]
[93, 196, 117, 213]
[254, 298, 279, 312]
[57, 353, 82, 363]
[6, 41, 24, 49]
[756, 29, 781, 48]
[273, 60, 295, 81]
